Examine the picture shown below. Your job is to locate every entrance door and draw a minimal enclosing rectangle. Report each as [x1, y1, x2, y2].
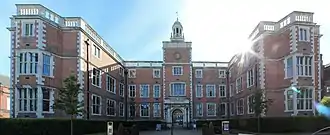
[172, 109, 184, 128]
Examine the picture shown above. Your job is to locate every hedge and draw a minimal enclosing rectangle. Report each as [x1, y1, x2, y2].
[0, 118, 162, 135]
[197, 116, 330, 133]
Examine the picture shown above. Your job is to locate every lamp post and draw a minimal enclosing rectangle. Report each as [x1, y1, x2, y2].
[84, 39, 90, 120]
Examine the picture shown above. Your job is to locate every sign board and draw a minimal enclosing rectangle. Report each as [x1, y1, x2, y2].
[107, 122, 113, 135]
[222, 121, 229, 131]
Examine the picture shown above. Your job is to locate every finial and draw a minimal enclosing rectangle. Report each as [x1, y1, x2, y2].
[176, 11, 179, 21]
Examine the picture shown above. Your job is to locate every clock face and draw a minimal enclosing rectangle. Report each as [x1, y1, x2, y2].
[174, 52, 181, 60]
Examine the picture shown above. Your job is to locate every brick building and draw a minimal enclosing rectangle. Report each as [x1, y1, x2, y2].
[7, 4, 323, 124]
[228, 11, 322, 117]
[323, 63, 330, 95]
[0, 74, 10, 118]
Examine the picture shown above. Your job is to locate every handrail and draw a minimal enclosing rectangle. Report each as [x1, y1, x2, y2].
[312, 126, 330, 135]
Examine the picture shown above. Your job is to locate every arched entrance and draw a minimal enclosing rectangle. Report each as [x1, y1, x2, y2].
[171, 109, 184, 128]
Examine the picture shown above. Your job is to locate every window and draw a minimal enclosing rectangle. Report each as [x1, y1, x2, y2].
[297, 88, 313, 110]
[18, 52, 38, 74]
[119, 102, 124, 117]
[229, 84, 234, 97]
[195, 103, 203, 117]
[219, 103, 226, 116]
[42, 87, 51, 112]
[119, 67, 124, 76]
[219, 70, 226, 78]
[247, 95, 255, 114]
[285, 89, 294, 111]
[219, 85, 226, 97]
[207, 103, 216, 116]
[195, 69, 203, 78]
[119, 83, 124, 97]
[6, 96, 10, 110]
[153, 69, 161, 78]
[153, 84, 160, 98]
[236, 77, 242, 93]
[299, 28, 308, 41]
[92, 68, 101, 87]
[172, 66, 183, 75]
[129, 104, 136, 117]
[247, 69, 254, 87]
[128, 69, 136, 78]
[230, 102, 235, 115]
[237, 99, 244, 115]
[296, 56, 312, 76]
[195, 84, 203, 97]
[206, 85, 216, 97]
[153, 103, 161, 117]
[140, 104, 150, 117]
[18, 87, 37, 112]
[170, 83, 185, 96]
[129, 85, 136, 98]
[92, 95, 101, 115]
[106, 99, 115, 116]
[140, 84, 149, 98]
[286, 57, 293, 78]
[42, 54, 51, 76]
[93, 45, 101, 58]
[23, 23, 34, 36]
[106, 74, 116, 93]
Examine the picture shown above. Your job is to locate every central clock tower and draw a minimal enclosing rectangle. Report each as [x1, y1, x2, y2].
[162, 18, 192, 127]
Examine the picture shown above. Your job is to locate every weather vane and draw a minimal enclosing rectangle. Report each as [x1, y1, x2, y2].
[176, 11, 179, 21]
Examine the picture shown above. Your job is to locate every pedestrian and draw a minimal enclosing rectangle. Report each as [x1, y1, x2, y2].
[193, 123, 196, 130]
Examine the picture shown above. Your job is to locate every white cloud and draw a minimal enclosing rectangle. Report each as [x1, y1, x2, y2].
[179, 0, 330, 63]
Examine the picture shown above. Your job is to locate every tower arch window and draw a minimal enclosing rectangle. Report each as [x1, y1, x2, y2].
[176, 28, 179, 34]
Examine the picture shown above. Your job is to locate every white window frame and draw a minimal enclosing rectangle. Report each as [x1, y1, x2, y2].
[296, 86, 313, 111]
[206, 84, 216, 97]
[92, 68, 101, 88]
[119, 67, 124, 76]
[128, 69, 136, 78]
[236, 77, 242, 93]
[284, 88, 294, 112]
[42, 87, 52, 112]
[296, 55, 313, 77]
[195, 84, 203, 97]
[140, 84, 150, 98]
[18, 87, 37, 112]
[285, 56, 294, 78]
[140, 103, 150, 117]
[298, 27, 309, 42]
[119, 83, 124, 97]
[92, 94, 101, 115]
[236, 98, 244, 115]
[119, 102, 124, 117]
[219, 85, 226, 97]
[218, 69, 226, 78]
[106, 98, 116, 116]
[23, 22, 34, 37]
[153, 103, 161, 117]
[93, 44, 101, 58]
[129, 85, 136, 98]
[129, 104, 136, 117]
[230, 102, 235, 116]
[42, 54, 51, 76]
[247, 95, 255, 114]
[219, 103, 227, 116]
[207, 103, 217, 116]
[195, 103, 203, 117]
[153, 84, 161, 98]
[247, 68, 254, 88]
[153, 69, 161, 78]
[229, 84, 234, 97]
[18, 52, 39, 75]
[106, 74, 116, 93]
[170, 82, 186, 96]
[195, 69, 203, 78]
[172, 66, 183, 75]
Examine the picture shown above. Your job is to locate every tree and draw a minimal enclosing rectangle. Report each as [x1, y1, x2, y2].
[252, 89, 273, 133]
[53, 74, 84, 135]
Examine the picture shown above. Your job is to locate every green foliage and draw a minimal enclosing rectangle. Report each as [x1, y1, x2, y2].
[321, 96, 330, 107]
[252, 89, 273, 117]
[53, 74, 84, 117]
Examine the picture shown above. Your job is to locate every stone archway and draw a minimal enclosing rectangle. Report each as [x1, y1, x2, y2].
[171, 108, 185, 128]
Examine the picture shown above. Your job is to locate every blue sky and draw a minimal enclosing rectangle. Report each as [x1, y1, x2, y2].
[0, 0, 329, 77]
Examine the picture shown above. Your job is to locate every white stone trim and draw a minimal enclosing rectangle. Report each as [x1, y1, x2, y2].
[258, 37, 265, 89]
[291, 26, 298, 52]
[76, 31, 84, 118]
[10, 31, 15, 118]
[189, 47, 193, 121]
